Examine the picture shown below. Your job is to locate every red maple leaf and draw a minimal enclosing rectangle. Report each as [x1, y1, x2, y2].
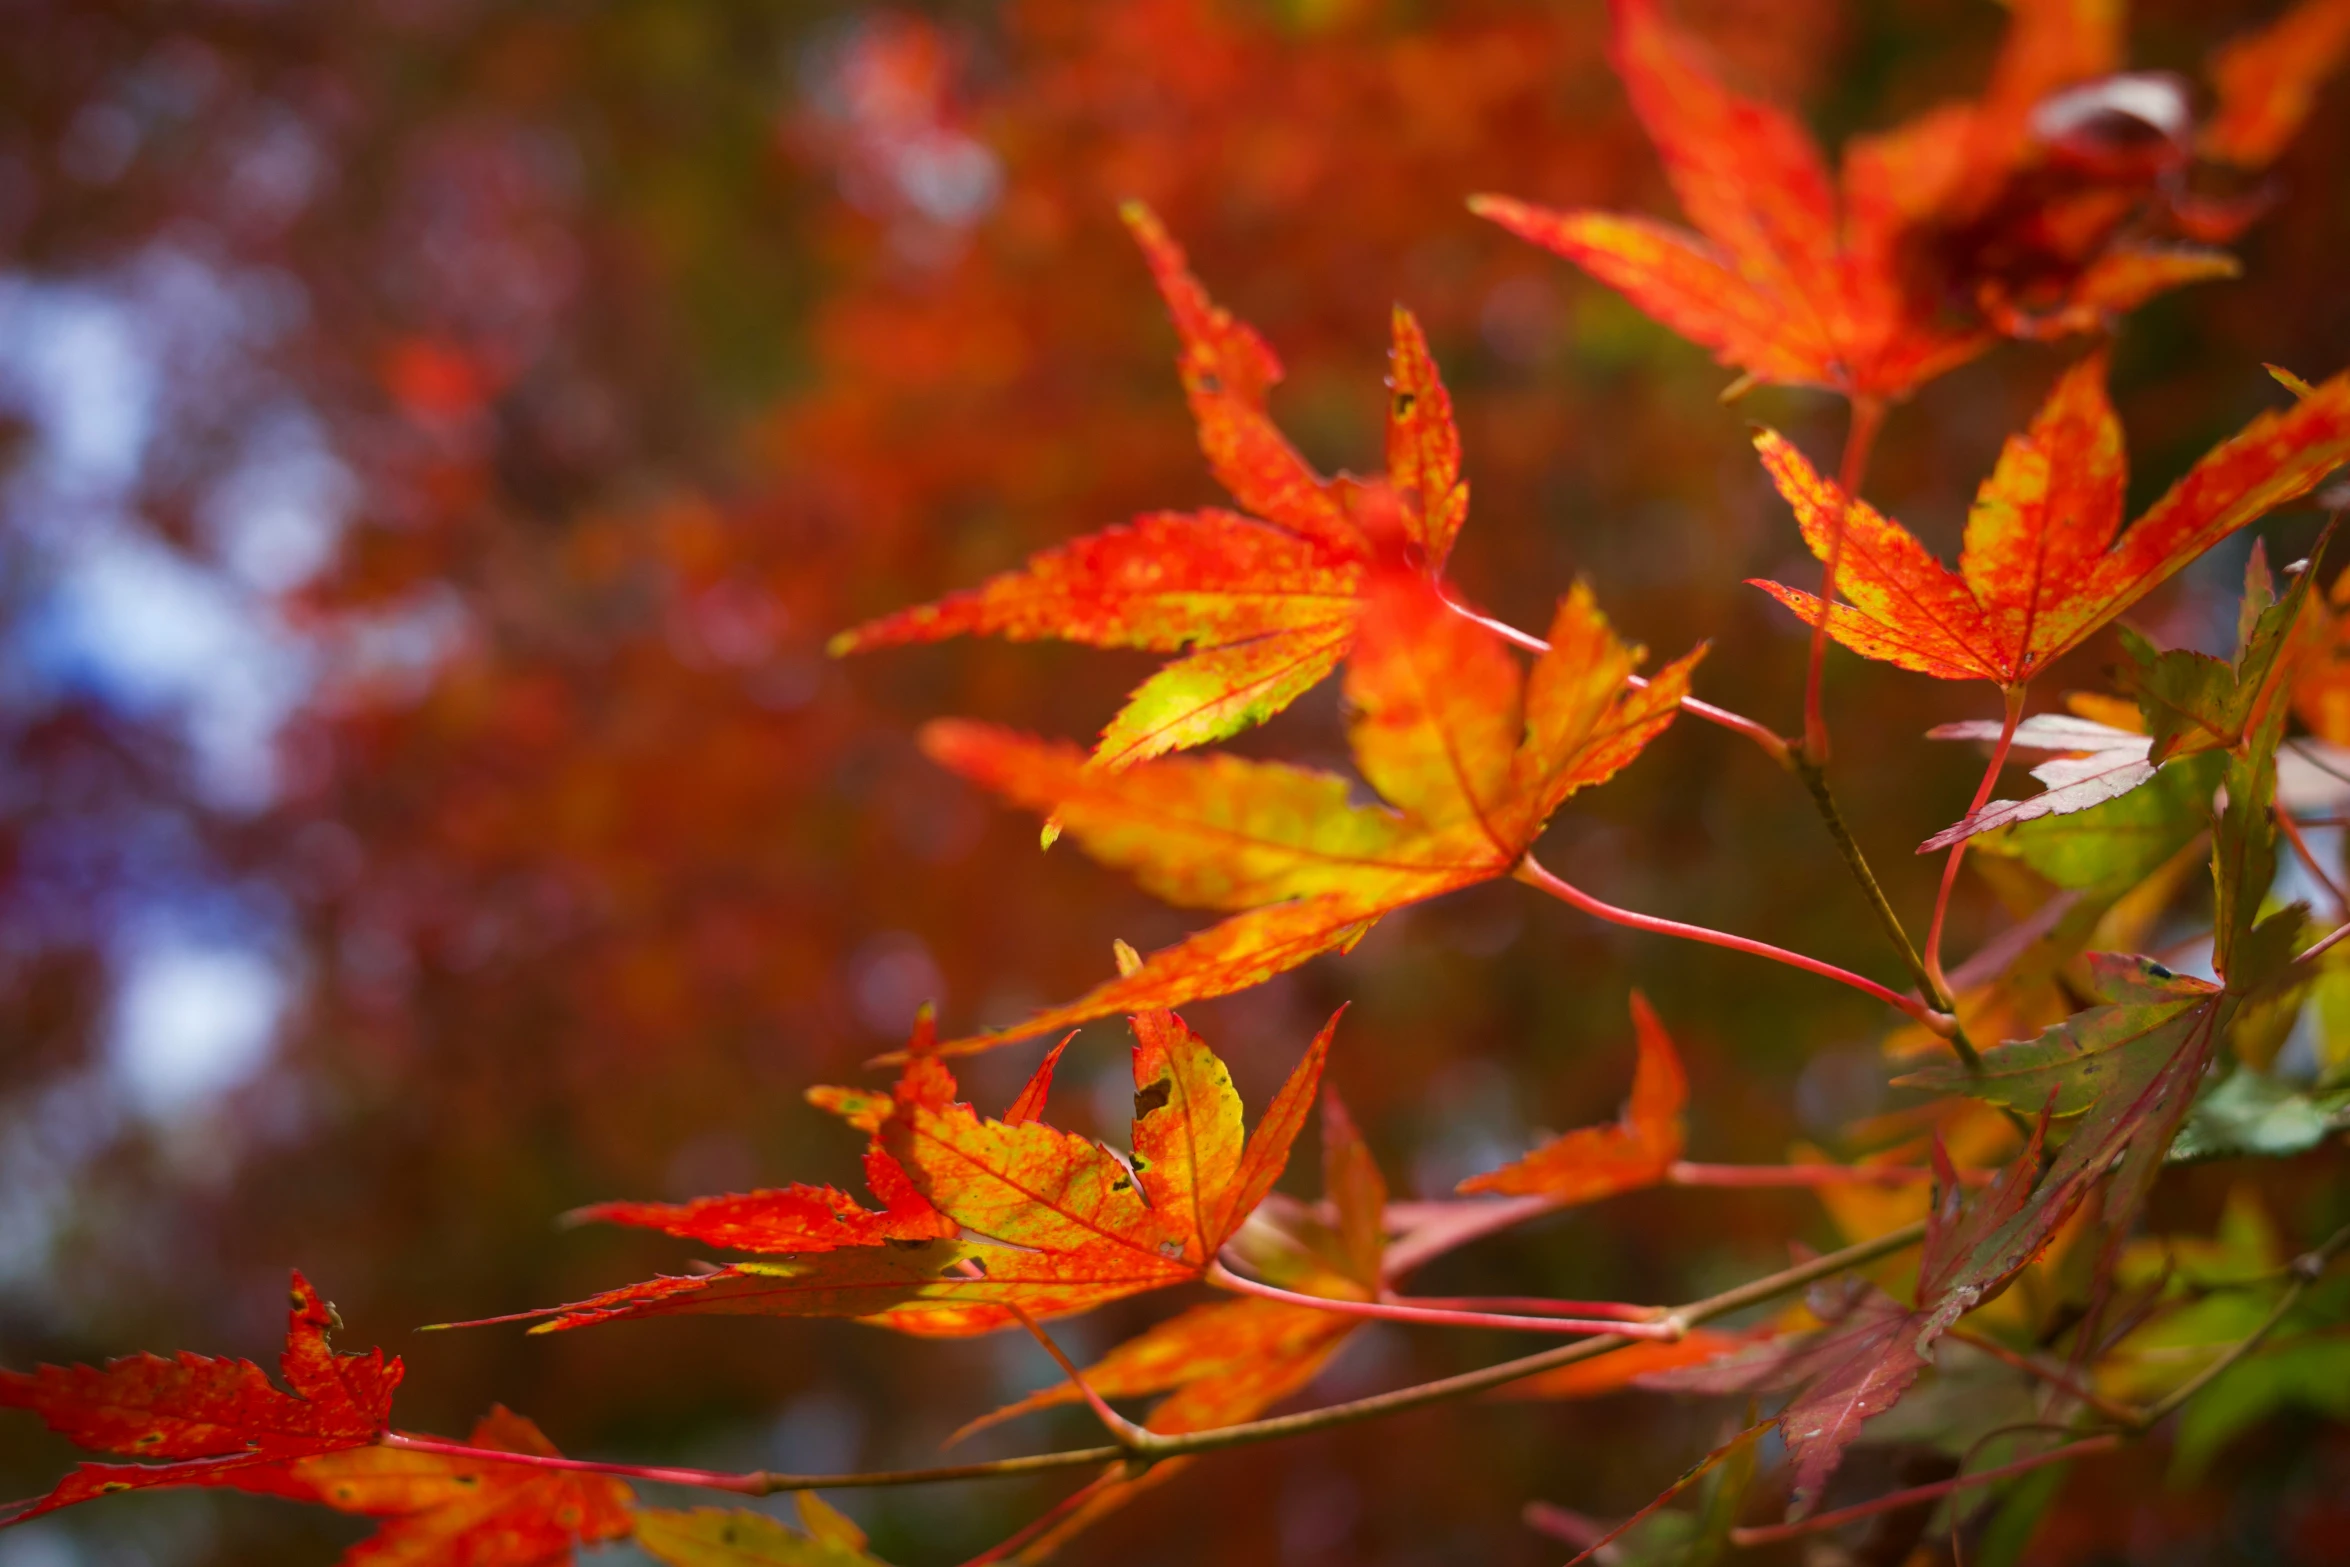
[1474, 0, 2297, 402]
[1750, 354, 2350, 689]
[0, 1272, 398, 1525]
[832, 204, 1467, 770]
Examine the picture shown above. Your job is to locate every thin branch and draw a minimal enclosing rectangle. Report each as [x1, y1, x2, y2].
[2296, 917, 2350, 967]
[1440, 594, 1790, 764]
[1206, 1260, 1678, 1339]
[1802, 394, 1886, 766]
[378, 1431, 1125, 1493]
[1515, 853, 1956, 1034]
[1668, 1160, 1952, 1190]
[2276, 803, 2349, 921]
[1729, 1433, 2121, 1547]
[381, 1221, 1933, 1499]
[1394, 1296, 1659, 1321]
[1943, 1328, 2145, 1425]
[2134, 1222, 2350, 1429]
[1792, 752, 1956, 1011]
[1925, 684, 2026, 1003]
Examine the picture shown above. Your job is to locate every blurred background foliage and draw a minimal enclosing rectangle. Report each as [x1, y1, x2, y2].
[0, 1, 2345, 1562]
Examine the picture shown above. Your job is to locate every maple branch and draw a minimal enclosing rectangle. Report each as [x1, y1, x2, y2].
[1440, 594, 1789, 763]
[2295, 917, 2350, 966]
[1801, 394, 1886, 767]
[1514, 853, 1956, 1034]
[2276, 803, 2349, 920]
[373, 1222, 1932, 1504]
[1943, 1328, 2145, 1425]
[1791, 752, 1959, 1015]
[1727, 1433, 2122, 1547]
[1206, 1259, 1679, 1339]
[1925, 685, 2025, 1005]
[1667, 1160, 1954, 1189]
[1394, 1296, 1659, 1321]
[377, 1430, 1126, 1492]
[2131, 1222, 2350, 1430]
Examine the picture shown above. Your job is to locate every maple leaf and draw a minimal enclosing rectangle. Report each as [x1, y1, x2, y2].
[475, 1007, 1334, 1338]
[1468, 0, 2244, 401]
[1920, 713, 2155, 849]
[0, 1271, 399, 1525]
[1457, 992, 1686, 1201]
[920, 571, 1699, 1051]
[953, 1090, 1390, 1563]
[286, 1406, 633, 1567]
[831, 204, 1471, 770]
[1752, 354, 2350, 688]
[634, 1495, 888, 1567]
[2201, 0, 2350, 169]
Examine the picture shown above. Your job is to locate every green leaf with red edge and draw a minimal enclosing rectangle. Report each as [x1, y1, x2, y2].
[0, 1272, 399, 1525]
[1752, 357, 2350, 687]
[281, 1406, 633, 1567]
[919, 572, 1698, 1053]
[1458, 992, 1686, 1201]
[636, 1495, 889, 1567]
[831, 207, 1475, 772]
[472, 1007, 1336, 1338]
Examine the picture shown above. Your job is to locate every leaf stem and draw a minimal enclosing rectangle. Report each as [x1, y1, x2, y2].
[2132, 1222, 2350, 1429]
[1514, 853, 1956, 1034]
[1005, 1301, 1156, 1451]
[1791, 753, 1955, 1009]
[377, 1222, 1933, 1500]
[1439, 595, 1789, 763]
[1667, 1160, 1955, 1189]
[1803, 395, 1887, 767]
[1925, 685, 2026, 1004]
[1727, 1433, 2121, 1547]
[1943, 1328, 2145, 1425]
[1206, 1259, 1679, 1338]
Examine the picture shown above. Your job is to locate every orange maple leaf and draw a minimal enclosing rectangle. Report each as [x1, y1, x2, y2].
[921, 572, 1700, 1052]
[0, 1272, 399, 1525]
[1473, 0, 2263, 401]
[832, 203, 1467, 769]
[1750, 354, 2350, 689]
[2201, 0, 2350, 169]
[287, 1407, 633, 1567]
[482, 1008, 1334, 1338]
[955, 1089, 1390, 1563]
[1457, 992, 1687, 1202]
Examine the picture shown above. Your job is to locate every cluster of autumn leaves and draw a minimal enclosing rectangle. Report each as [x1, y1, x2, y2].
[11, 0, 2350, 1562]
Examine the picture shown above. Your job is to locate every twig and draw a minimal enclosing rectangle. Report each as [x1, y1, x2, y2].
[2133, 1223, 2350, 1429]
[2276, 804, 2349, 921]
[1728, 1433, 2122, 1547]
[1206, 1260, 1679, 1339]
[377, 1221, 1932, 1496]
[1792, 753, 1957, 1013]
[1802, 395, 1886, 767]
[1515, 853, 1957, 1034]
[1925, 685, 2026, 1004]
[1441, 595, 1789, 764]
[1943, 1328, 2145, 1425]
